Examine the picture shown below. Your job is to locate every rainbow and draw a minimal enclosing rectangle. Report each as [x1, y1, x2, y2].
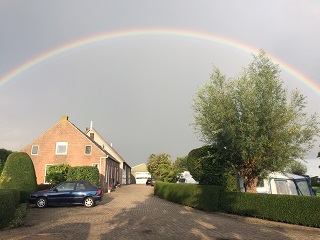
[1, 28, 319, 95]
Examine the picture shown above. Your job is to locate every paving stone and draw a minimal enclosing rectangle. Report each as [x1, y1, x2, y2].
[1, 184, 320, 240]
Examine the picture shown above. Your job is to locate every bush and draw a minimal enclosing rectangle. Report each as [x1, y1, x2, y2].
[5, 203, 28, 229]
[0, 189, 20, 208]
[0, 190, 16, 229]
[45, 163, 70, 186]
[0, 152, 37, 202]
[37, 184, 53, 191]
[154, 182, 320, 227]
[66, 166, 99, 186]
[154, 181, 223, 211]
[220, 192, 320, 227]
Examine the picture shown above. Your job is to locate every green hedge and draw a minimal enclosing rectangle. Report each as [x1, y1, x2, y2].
[0, 189, 20, 208]
[154, 182, 223, 211]
[154, 182, 320, 228]
[220, 192, 320, 227]
[0, 190, 16, 229]
[0, 152, 37, 202]
[66, 166, 99, 186]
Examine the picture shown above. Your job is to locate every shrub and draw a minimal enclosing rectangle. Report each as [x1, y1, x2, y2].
[0, 190, 15, 229]
[37, 184, 53, 191]
[0, 152, 37, 202]
[155, 182, 320, 227]
[45, 163, 70, 186]
[66, 166, 99, 186]
[220, 192, 320, 227]
[154, 181, 223, 211]
[0, 189, 20, 208]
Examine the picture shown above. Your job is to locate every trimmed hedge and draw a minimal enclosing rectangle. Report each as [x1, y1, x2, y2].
[66, 166, 99, 186]
[0, 152, 37, 202]
[154, 182, 223, 211]
[0, 190, 16, 229]
[220, 192, 320, 227]
[154, 181, 320, 228]
[0, 189, 20, 208]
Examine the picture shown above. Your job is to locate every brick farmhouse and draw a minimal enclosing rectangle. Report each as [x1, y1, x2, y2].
[21, 116, 131, 191]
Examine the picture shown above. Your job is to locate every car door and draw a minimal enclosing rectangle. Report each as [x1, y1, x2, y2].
[51, 182, 76, 204]
[73, 182, 87, 204]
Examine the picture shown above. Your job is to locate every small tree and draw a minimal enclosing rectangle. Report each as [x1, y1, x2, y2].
[285, 160, 307, 176]
[174, 156, 189, 173]
[0, 152, 37, 202]
[158, 163, 179, 183]
[147, 153, 172, 178]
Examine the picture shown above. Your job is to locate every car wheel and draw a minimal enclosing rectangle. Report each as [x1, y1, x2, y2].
[36, 197, 47, 208]
[83, 197, 95, 207]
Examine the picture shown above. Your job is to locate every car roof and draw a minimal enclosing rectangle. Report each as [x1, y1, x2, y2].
[62, 180, 91, 183]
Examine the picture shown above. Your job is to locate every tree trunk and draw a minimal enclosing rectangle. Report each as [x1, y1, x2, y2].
[241, 163, 258, 193]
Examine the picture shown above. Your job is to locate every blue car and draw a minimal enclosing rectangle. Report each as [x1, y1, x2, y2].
[29, 180, 102, 208]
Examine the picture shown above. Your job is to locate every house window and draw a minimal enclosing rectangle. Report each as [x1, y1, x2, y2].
[85, 145, 92, 154]
[92, 163, 99, 168]
[44, 164, 53, 184]
[56, 142, 68, 155]
[31, 145, 39, 155]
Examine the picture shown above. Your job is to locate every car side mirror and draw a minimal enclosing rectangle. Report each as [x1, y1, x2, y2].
[53, 188, 58, 192]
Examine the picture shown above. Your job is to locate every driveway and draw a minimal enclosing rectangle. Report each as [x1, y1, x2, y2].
[1, 184, 320, 240]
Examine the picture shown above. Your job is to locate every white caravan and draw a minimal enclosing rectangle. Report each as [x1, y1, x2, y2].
[255, 172, 315, 196]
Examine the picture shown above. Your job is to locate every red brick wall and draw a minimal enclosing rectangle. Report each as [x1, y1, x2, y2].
[21, 117, 114, 188]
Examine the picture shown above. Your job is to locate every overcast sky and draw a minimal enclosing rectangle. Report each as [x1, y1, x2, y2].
[1, 1, 320, 168]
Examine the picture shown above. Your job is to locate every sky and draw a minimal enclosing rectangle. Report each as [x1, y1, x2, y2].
[1, 1, 320, 171]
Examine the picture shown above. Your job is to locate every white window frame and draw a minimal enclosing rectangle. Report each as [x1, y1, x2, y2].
[92, 163, 99, 168]
[44, 164, 53, 184]
[85, 145, 92, 155]
[31, 145, 39, 155]
[56, 142, 68, 155]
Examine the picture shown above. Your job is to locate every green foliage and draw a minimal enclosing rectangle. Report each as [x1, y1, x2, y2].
[220, 192, 320, 227]
[0, 190, 15, 229]
[285, 160, 307, 176]
[154, 182, 320, 228]
[174, 156, 189, 173]
[0, 159, 5, 174]
[147, 153, 173, 178]
[5, 203, 27, 229]
[0, 152, 37, 202]
[154, 181, 223, 211]
[37, 183, 54, 191]
[0, 148, 13, 174]
[192, 50, 320, 191]
[158, 163, 179, 183]
[45, 163, 70, 186]
[66, 166, 99, 186]
[311, 178, 320, 187]
[187, 145, 237, 191]
[0, 148, 13, 162]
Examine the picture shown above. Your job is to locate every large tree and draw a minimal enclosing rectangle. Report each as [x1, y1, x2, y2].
[192, 50, 319, 192]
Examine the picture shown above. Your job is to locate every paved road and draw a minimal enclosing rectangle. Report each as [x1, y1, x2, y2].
[1, 184, 320, 240]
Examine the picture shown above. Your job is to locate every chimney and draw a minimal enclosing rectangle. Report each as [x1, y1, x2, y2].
[61, 116, 69, 121]
[90, 133, 94, 140]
